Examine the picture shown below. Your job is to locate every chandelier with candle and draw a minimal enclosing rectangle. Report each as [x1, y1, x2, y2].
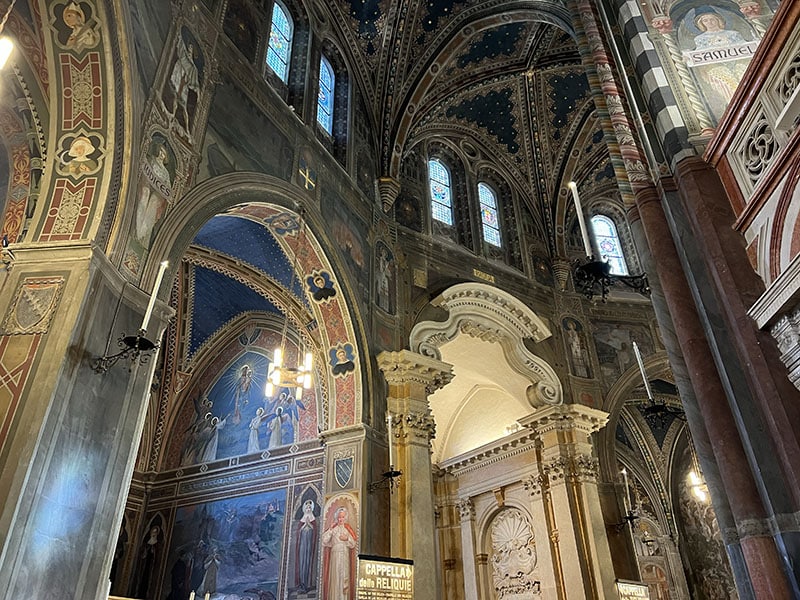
[265, 209, 313, 399]
[568, 182, 650, 302]
[632, 341, 685, 427]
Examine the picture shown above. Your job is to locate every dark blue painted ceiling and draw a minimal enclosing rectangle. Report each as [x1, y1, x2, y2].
[193, 214, 304, 300]
[188, 214, 311, 357]
[189, 265, 280, 357]
[548, 71, 590, 139]
[446, 88, 519, 153]
[457, 23, 527, 68]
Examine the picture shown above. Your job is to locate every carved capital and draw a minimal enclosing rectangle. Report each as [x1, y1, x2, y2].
[523, 474, 544, 497]
[572, 454, 600, 482]
[457, 497, 475, 521]
[378, 350, 454, 395]
[395, 410, 437, 442]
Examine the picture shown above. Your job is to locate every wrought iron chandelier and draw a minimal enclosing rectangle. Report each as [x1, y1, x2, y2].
[632, 341, 685, 428]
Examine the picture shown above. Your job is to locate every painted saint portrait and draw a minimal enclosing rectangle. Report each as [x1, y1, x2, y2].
[593, 321, 653, 381]
[562, 317, 591, 378]
[329, 343, 356, 377]
[307, 270, 337, 303]
[321, 495, 359, 600]
[58, 134, 102, 177]
[54, 1, 100, 53]
[676, 5, 758, 122]
[222, 0, 258, 62]
[292, 490, 322, 594]
[375, 241, 396, 314]
[134, 132, 177, 248]
[163, 27, 205, 135]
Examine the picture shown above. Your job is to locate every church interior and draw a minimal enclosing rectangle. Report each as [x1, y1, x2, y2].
[0, 0, 798, 599]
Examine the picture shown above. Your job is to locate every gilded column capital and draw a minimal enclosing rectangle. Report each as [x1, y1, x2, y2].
[377, 349, 454, 395]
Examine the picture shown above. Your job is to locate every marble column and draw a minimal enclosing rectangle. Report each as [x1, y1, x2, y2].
[377, 350, 454, 600]
[520, 404, 617, 600]
[633, 184, 794, 598]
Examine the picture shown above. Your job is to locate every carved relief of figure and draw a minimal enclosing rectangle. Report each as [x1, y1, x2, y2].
[321, 507, 357, 600]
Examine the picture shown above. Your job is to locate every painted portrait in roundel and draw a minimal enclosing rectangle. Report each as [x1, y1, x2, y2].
[57, 133, 102, 177]
[162, 27, 205, 136]
[53, 1, 100, 53]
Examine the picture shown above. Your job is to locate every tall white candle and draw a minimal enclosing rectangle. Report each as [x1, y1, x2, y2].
[568, 181, 593, 257]
[189, 592, 195, 600]
[387, 412, 394, 467]
[140, 260, 168, 333]
[632, 341, 654, 400]
[621, 468, 630, 513]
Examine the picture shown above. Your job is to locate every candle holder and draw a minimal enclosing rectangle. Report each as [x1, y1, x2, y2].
[92, 329, 160, 373]
[611, 508, 640, 532]
[572, 255, 650, 302]
[368, 466, 402, 493]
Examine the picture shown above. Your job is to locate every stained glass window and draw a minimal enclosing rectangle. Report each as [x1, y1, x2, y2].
[428, 159, 453, 225]
[478, 183, 501, 247]
[590, 215, 628, 275]
[317, 55, 335, 134]
[266, 2, 292, 83]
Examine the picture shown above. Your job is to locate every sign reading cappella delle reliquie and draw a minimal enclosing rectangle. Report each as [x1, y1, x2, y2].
[357, 556, 414, 600]
[616, 580, 651, 599]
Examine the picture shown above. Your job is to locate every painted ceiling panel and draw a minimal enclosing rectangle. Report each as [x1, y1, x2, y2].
[189, 265, 280, 357]
[193, 214, 304, 299]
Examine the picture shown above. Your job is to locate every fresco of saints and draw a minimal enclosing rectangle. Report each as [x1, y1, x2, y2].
[167, 32, 202, 133]
[135, 139, 174, 246]
[321, 507, 357, 600]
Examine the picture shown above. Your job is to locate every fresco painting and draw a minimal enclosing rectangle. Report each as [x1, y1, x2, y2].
[593, 321, 654, 381]
[162, 489, 288, 599]
[180, 351, 313, 466]
[676, 4, 759, 122]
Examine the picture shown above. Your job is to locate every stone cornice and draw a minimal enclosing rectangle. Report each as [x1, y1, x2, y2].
[518, 404, 609, 436]
[438, 428, 539, 477]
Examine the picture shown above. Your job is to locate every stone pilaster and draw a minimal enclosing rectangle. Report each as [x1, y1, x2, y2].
[378, 350, 453, 600]
[520, 404, 616, 600]
[456, 498, 479, 600]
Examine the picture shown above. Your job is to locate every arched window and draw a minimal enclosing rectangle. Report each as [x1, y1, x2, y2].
[266, 1, 293, 83]
[428, 159, 453, 225]
[317, 55, 335, 134]
[590, 215, 628, 275]
[478, 182, 502, 247]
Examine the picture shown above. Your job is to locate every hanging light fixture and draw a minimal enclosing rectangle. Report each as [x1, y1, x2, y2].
[265, 208, 313, 398]
[0, 0, 17, 70]
[567, 182, 650, 301]
[632, 341, 685, 427]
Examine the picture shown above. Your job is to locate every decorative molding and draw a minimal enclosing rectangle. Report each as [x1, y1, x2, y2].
[490, 508, 539, 599]
[377, 349, 454, 395]
[439, 428, 538, 477]
[395, 410, 437, 442]
[519, 404, 609, 437]
[409, 282, 561, 406]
